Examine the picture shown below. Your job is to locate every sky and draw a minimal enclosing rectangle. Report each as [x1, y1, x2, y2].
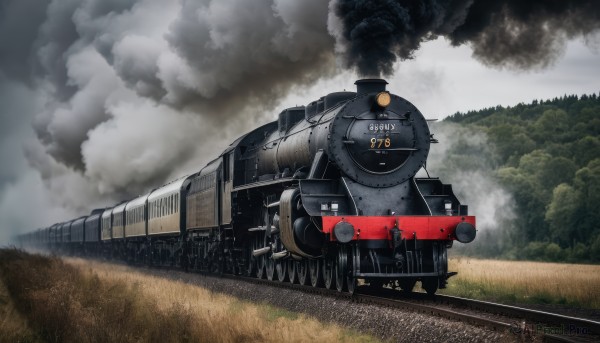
[281, 37, 600, 118]
[0, 0, 599, 244]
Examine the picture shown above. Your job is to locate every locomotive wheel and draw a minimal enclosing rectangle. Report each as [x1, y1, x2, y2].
[288, 260, 297, 284]
[399, 278, 417, 293]
[322, 255, 335, 290]
[255, 236, 266, 279]
[297, 260, 309, 285]
[346, 247, 357, 294]
[276, 260, 287, 282]
[266, 256, 275, 281]
[256, 255, 265, 279]
[422, 277, 439, 295]
[246, 243, 255, 277]
[308, 259, 323, 288]
[335, 247, 347, 292]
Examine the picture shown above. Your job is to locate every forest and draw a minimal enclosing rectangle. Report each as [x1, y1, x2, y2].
[435, 93, 600, 263]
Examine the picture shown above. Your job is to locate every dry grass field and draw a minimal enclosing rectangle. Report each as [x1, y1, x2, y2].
[0, 249, 377, 343]
[0, 272, 40, 343]
[435, 257, 600, 309]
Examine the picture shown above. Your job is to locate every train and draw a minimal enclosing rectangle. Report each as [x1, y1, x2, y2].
[18, 79, 476, 294]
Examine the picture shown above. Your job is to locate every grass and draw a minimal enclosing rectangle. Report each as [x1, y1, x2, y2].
[0, 249, 378, 343]
[0, 269, 39, 343]
[435, 257, 600, 309]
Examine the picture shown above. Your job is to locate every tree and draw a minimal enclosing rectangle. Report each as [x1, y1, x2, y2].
[572, 136, 600, 167]
[545, 184, 581, 247]
[531, 109, 569, 143]
[446, 94, 600, 262]
[538, 157, 577, 190]
[573, 159, 600, 239]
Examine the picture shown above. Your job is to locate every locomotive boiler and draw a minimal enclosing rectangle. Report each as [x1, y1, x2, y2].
[20, 79, 476, 295]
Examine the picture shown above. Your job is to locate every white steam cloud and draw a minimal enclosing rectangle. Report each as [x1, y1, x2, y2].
[425, 122, 516, 249]
[0, 0, 339, 242]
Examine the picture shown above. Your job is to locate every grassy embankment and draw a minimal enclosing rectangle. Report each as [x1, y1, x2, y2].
[0, 249, 377, 343]
[435, 257, 600, 308]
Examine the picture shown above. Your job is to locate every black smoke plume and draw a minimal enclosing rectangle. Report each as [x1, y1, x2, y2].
[330, 0, 600, 76]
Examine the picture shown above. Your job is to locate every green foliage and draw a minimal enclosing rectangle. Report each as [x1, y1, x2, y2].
[447, 93, 600, 263]
[546, 184, 581, 246]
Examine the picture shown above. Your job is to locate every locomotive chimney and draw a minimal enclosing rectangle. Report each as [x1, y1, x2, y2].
[355, 79, 388, 94]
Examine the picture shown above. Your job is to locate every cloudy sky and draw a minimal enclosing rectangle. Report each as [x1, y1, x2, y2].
[0, 0, 599, 243]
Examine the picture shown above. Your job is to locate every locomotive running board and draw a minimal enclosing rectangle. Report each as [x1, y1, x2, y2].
[232, 177, 294, 192]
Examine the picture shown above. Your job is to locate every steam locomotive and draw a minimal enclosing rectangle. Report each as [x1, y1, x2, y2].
[19, 79, 476, 294]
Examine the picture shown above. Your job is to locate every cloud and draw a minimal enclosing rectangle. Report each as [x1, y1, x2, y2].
[329, 0, 600, 76]
[0, 0, 597, 244]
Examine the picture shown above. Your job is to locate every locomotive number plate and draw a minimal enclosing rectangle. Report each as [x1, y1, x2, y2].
[368, 123, 396, 131]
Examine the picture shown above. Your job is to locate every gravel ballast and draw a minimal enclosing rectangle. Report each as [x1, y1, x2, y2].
[143, 268, 513, 342]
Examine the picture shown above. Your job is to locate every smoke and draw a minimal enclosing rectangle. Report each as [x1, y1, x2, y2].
[0, 0, 337, 239]
[0, 0, 597, 242]
[2, 0, 335, 187]
[329, 0, 600, 76]
[425, 122, 516, 253]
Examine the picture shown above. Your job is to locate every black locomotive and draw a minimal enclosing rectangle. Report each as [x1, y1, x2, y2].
[20, 79, 476, 294]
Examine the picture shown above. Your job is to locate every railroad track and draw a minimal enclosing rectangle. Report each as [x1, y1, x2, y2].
[223, 273, 600, 343]
[77, 256, 600, 342]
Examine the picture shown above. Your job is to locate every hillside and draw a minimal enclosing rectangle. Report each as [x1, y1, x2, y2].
[436, 93, 600, 263]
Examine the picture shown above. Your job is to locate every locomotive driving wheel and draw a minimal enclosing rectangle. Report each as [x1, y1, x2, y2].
[287, 259, 297, 284]
[246, 238, 255, 276]
[308, 259, 323, 287]
[255, 235, 266, 279]
[297, 260, 309, 285]
[335, 246, 347, 292]
[322, 254, 335, 290]
[265, 254, 275, 281]
[276, 260, 287, 282]
[346, 244, 358, 294]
